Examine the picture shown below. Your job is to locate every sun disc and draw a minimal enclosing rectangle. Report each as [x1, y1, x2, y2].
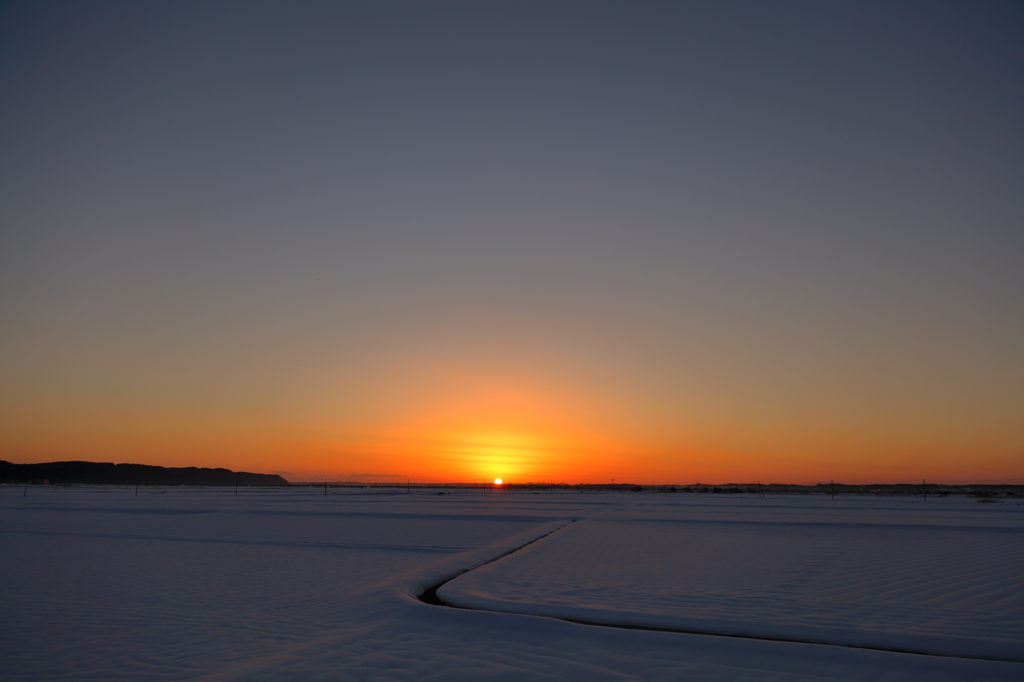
[494, 478, 503, 485]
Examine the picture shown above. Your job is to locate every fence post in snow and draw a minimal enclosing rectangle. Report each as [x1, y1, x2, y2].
[24, 480, 28, 496]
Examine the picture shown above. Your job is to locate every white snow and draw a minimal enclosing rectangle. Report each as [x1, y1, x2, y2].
[2, 486, 1022, 680]
[440, 496, 1024, 661]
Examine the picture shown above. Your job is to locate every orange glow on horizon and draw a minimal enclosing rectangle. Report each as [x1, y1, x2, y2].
[2, 353, 1021, 486]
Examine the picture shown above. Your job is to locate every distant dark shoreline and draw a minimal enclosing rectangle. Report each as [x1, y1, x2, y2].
[296, 481, 1022, 497]
[0, 460, 287, 486]
[2, 461, 1020, 495]
[330, 481, 1021, 495]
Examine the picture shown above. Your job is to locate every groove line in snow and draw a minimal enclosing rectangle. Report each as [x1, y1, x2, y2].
[417, 520, 1024, 665]
[418, 521, 576, 605]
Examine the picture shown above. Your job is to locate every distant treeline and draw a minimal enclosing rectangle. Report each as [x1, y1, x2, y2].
[498, 482, 1023, 494]
[290, 481, 1022, 495]
[0, 460, 288, 486]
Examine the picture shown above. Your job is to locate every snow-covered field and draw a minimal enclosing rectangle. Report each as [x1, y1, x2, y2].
[2, 486, 1021, 680]
[441, 496, 1024, 661]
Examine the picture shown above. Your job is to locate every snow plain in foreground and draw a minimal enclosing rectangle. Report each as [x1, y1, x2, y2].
[440, 495, 1024, 661]
[1, 485, 1021, 680]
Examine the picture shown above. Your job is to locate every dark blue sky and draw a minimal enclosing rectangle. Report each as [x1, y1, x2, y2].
[1, 1, 1022, 482]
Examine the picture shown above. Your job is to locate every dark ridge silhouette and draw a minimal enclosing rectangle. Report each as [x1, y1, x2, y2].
[0, 460, 288, 486]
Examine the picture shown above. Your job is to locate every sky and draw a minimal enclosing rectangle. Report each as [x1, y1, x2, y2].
[1, 1, 1022, 484]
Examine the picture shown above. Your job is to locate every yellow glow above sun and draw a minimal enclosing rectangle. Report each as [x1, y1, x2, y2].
[432, 430, 549, 481]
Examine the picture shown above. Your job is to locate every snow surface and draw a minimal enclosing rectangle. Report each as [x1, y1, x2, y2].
[440, 495, 1024, 662]
[2, 486, 1022, 680]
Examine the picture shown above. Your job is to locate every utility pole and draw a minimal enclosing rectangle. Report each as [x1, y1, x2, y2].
[831, 480, 835, 500]
[923, 479, 927, 502]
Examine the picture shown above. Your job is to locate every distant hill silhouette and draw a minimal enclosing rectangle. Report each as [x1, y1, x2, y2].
[0, 460, 288, 486]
